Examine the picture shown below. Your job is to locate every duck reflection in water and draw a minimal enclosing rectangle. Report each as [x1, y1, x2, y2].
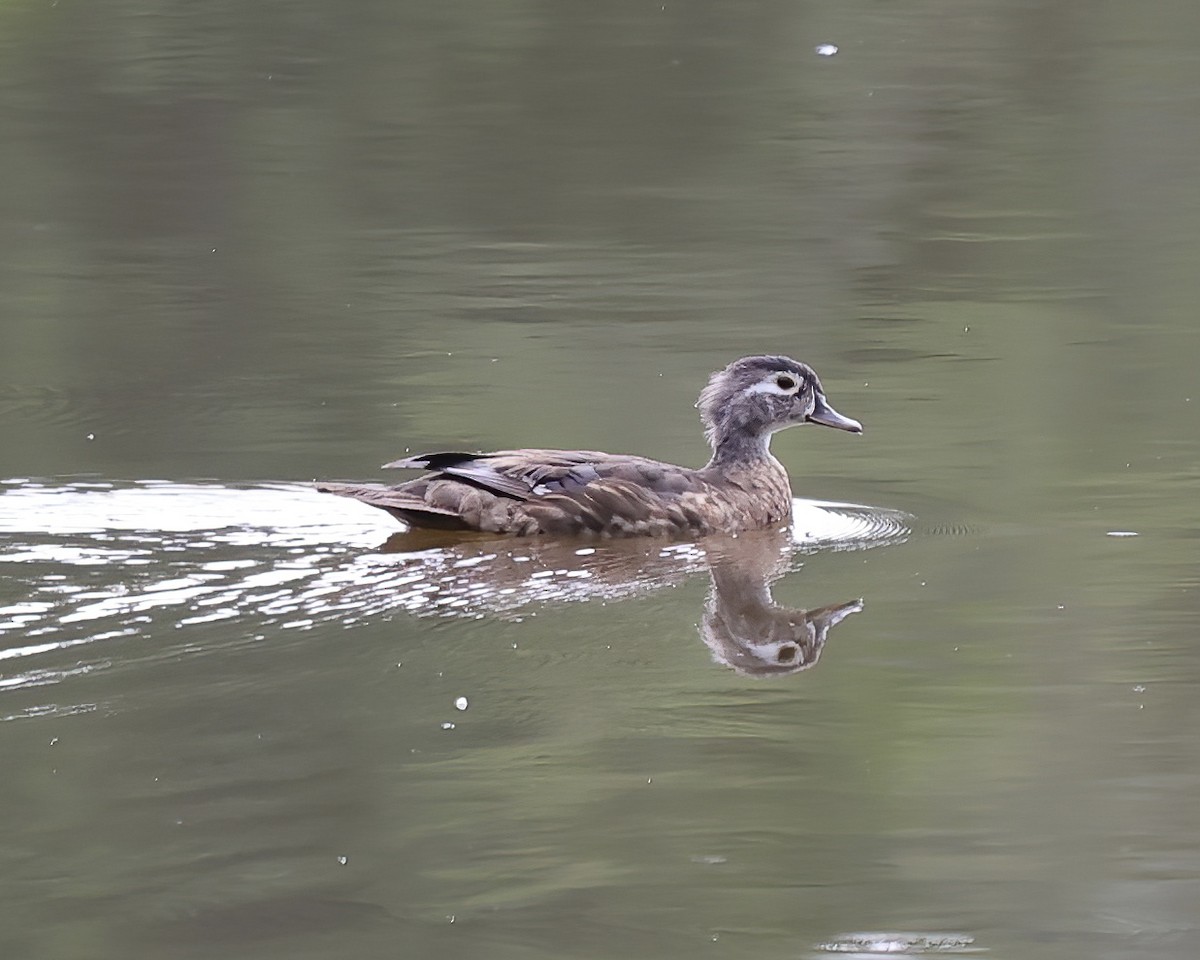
[375, 524, 863, 677]
[698, 530, 862, 677]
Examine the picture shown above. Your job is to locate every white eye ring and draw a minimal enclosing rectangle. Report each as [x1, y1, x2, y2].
[746, 374, 801, 396]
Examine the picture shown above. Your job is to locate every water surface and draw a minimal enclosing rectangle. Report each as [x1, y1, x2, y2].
[2, 2, 1200, 959]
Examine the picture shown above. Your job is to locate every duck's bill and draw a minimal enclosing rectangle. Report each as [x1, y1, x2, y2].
[808, 393, 863, 433]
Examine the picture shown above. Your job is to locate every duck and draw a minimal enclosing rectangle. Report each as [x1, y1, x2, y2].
[316, 355, 862, 538]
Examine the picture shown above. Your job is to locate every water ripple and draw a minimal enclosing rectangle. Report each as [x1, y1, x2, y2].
[1, 479, 909, 694]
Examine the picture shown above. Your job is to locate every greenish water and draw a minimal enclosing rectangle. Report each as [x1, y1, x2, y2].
[3, 2, 1200, 959]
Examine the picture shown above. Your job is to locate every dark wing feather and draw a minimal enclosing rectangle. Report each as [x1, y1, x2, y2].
[383, 451, 534, 500]
[383, 451, 480, 471]
[383, 449, 617, 502]
[440, 465, 531, 500]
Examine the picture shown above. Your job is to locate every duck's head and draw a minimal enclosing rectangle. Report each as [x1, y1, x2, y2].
[697, 355, 862, 458]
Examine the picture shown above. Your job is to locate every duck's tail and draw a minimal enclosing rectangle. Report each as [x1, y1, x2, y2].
[315, 482, 472, 530]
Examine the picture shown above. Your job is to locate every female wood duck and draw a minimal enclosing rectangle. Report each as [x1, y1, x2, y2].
[316, 355, 862, 538]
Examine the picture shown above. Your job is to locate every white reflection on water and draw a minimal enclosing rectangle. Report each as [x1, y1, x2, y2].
[814, 931, 982, 955]
[0, 479, 909, 693]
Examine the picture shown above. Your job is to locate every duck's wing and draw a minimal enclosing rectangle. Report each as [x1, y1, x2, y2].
[383, 449, 676, 501]
[367, 449, 713, 535]
[382, 451, 535, 500]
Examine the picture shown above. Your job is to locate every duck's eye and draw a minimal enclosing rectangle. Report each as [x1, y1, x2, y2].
[774, 375, 797, 392]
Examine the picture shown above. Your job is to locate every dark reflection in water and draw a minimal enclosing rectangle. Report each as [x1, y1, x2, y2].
[143, 895, 398, 948]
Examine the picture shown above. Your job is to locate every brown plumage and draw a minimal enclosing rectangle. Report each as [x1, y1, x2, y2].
[316, 355, 862, 538]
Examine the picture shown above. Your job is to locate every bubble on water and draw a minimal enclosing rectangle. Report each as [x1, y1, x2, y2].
[454, 696, 468, 711]
[815, 43, 839, 56]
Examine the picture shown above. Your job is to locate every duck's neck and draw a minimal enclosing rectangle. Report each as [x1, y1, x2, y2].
[704, 430, 777, 471]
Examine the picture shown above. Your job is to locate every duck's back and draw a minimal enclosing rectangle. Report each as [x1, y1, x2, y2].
[317, 448, 793, 538]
